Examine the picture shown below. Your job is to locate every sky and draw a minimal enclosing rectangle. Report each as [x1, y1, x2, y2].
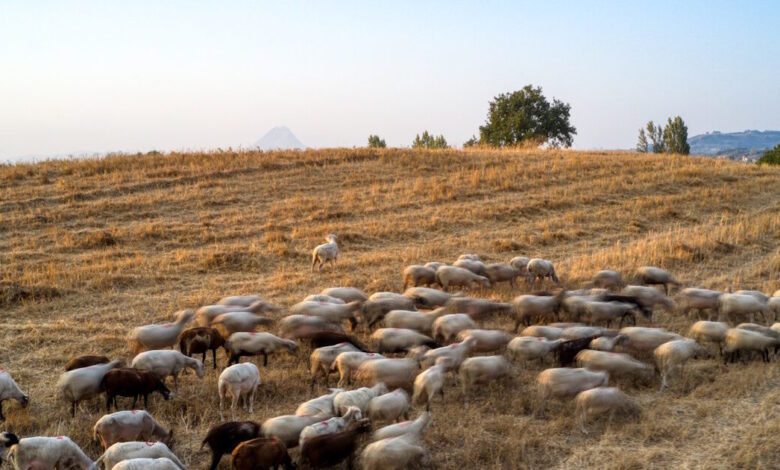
[1, 1, 779, 160]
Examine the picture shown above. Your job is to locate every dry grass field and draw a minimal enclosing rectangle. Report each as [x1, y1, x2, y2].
[1, 148, 779, 469]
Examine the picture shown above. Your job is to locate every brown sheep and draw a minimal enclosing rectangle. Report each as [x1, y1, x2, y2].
[179, 327, 227, 369]
[231, 436, 294, 470]
[101, 368, 172, 411]
[201, 421, 262, 470]
[64, 355, 110, 371]
[300, 420, 371, 469]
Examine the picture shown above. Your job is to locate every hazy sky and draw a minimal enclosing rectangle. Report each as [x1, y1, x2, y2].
[2, 1, 779, 160]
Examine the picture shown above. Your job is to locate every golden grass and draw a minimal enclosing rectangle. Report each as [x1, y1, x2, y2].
[1, 148, 779, 469]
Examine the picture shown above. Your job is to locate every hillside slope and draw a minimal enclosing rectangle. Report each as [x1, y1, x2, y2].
[1, 148, 778, 468]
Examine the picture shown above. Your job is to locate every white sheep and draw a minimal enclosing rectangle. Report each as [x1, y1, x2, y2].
[420, 336, 477, 370]
[371, 411, 431, 442]
[509, 256, 530, 274]
[512, 293, 564, 330]
[57, 360, 122, 417]
[583, 301, 636, 328]
[561, 326, 610, 340]
[0, 370, 29, 422]
[131, 350, 204, 391]
[536, 368, 609, 415]
[367, 389, 410, 424]
[431, 313, 477, 343]
[303, 294, 346, 304]
[371, 328, 435, 353]
[196, 301, 279, 327]
[723, 328, 778, 363]
[333, 383, 389, 416]
[434, 266, 491, 290]
[383, 308, 447, 335]
[636, 266, 680, 294]
[688, 321, 729, 355]
[295, 389, 344, 418]
[678, 288, 723, 320]
[3, 434, 96, 470]
[360, 434, 429, 470]
[95, 441, 185, 470]
[362, 297, 418, 329]
[218, 362, 261, 420]
[519, 325, 564, 340]
[507, 336, 563, 364]
[734, 290, 770, 303]
[402, 265, 437, 290]
[737, 322, 780, 341]
[621, 285, 676, 314]
[298, 406, 364, 448]
[354, 359, 418, 390]
[423, 261, 447, 271]
[443, 297, 513, 323]
[718, 293, 770, 324]
[619, 327, 682, 353]
[483, 263, 522, 288]
[279, 315, 345, 338]
[210, 311, 274, 337]
[452, 258, 487, 276]
[93, 410, 172, 451]
[310, 343, 362, 389]
[455, 329, 512, 353]
[588, 334, 628, 352]
[217, 294, 264, 307]
[290, 300, 362, 330]
[526, 258, 559, 286]
[402, 287, 455, 308]
[575, 350, 653, 379]
[225, 332, 298, 367]
[331, 351, 385, 387]
[653, 339, 710, 389]
[127, 310, 194, 354]
[110, 458, 179, 470]
[262, 414, 324, 448]
[412, 359, 449, 410]
[457, 253, 482, 261]
[311, 234, 339, 272]
[590, 270, 623, 290]
[320, 287, 368, 303]
[459, 355, 511, 395]
[574, 387, 640, 434]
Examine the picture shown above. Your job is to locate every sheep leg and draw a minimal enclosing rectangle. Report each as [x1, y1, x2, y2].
[577, 406, 588, 434]
[71, 401, 76, 417]
[0, 401, 4, 421]
[231, 393, 239, 421]
[173, 373, 179, 392]
[263, 352, 268, 367]
[248, 387, 256, 415]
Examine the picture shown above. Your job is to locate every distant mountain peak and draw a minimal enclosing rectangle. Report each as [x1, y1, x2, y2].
[254, 126, 305, 151]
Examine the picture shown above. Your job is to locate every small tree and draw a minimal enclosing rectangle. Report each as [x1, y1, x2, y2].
[477, 85, 576, 148]
[662, 116, 690, 154]
[646, 121, 664, 153]
[758, 144, 780, 165]
[636, 129, 649, 153]
[412, 131, 448, 149]
[367, 135, 386, 148]
[463, 135, 479, 148]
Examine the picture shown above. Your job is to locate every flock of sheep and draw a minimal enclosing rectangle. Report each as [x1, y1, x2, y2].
[1, 234, 779, 469]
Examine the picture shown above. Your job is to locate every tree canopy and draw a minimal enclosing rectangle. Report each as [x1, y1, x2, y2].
[412, 131, 448, 149]
[367, 135, 386, 148]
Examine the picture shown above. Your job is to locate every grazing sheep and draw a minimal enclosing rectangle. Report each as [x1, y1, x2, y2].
[678, 288, 723, 320]
[310, 343, 362, 389]
[299, 406, 365, 447]
[333, 384, 389, 416]
[557, 335, 601, 366]
[431, 314, 477, 343]
[443, 297, 512, 323]
[589, 334, 628, 352]
[211, 312, 274, 338]
[507, 336, 563, 364]
[370, 292, 410, 301]
[332, 352, 385, 387]
[459, 355, 511, 395]
[372, 328, 436, 353]
[57, 360, 122, 417]
[636, 266, 680, 294]
[536, 368, 609, 415]
[412, 359, 449, 411]
[0, 370, 29, 422]
[384, 308, 447, 335]
[402, 287, 455, 308]
[561, 326, 610, 340]
[420, 336, 477, 370]
[583, 301, 636, 328]
[95, 441, 185, 470]
[298, 330, 368, 352]
[368, 389, 411, 424]
[321, 287, 368, 303]
[737, 323, 780, 345]
[291, 300, 363, 331]
[261, 414, 324, 449]
[311, 234, 339, 272]
[354, 359, 418, 391]
[622, 285, 675, 315]
[509, 256, 530, 274]
[178, 327, 226, 369]
[591, 270, 623, 290]
[560, 294, 597, 323]
[196, 302, 279, 328]
[94, 410, 172, 451]
[201, 421, 261, 470]
[723, 328, 778, 363]
[453, 258, 487, 277]
[435, 266, 491, 290]
[225, 332, 298, 366]
[718, 293, 770, 324]
[127, 310, 194, 354]
[218, 363, 261, 420]
[619, 327, 682, 353]
[217, 295, 264, 307]
[304, 294, 346, 304]
[688, 321, 729, 355]
[131, 350, 204, 391]
[362, 297, 418, 330]
[295, 389, 343, 418]
[371, 411, 431, 442]
[519, 325, 564, 340]
[574, 387, 640, 434]
[575, 350, 653, 379]
[457, 253, 482, 262]
[65, 355, 110, 372]
[455, 329, 512, 353]
[735, 290, 770, 303]
[231, 437, 293, 470]
[403, 265, 437, 290]
[300, 420, 371, 469]
[654, 339, 710, 389]
[526, 258, 559, 287]
[512, 292, 564, 329]
[3, 434, 96, 470]
[101, 368, 172, 411]
[279, 315, 345, 339]
[110, 457, 179, 470]
[360, 434, 429, 470]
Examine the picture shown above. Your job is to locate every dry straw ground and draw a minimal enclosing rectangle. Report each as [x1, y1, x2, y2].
[1, 148, 779, 469]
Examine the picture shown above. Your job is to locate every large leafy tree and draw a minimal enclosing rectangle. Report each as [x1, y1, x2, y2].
[477, 85, 576, 148]
[662, 116, 690, 154]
